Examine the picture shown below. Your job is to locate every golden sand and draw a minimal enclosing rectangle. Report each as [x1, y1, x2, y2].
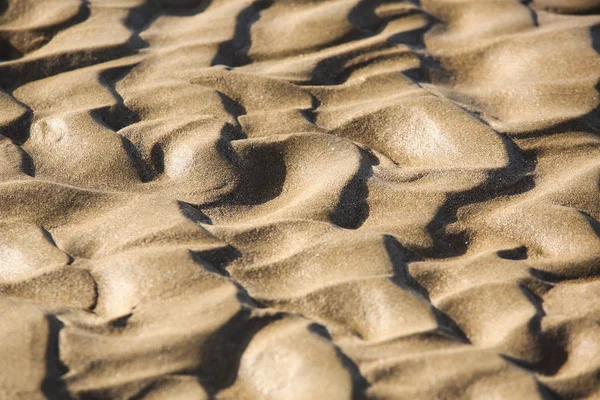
[0, 0, 599, 398]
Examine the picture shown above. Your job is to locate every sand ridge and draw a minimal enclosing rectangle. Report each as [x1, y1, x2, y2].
[0, 0, 600, 399]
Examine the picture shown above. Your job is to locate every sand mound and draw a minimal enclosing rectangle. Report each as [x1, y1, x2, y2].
[1, 0, 599, 398]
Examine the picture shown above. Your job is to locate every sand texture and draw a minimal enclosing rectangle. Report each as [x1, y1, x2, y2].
[0, 0, 600, 398]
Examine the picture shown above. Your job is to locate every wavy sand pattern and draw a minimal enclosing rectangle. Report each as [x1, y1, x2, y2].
[1, 0, 600, 398]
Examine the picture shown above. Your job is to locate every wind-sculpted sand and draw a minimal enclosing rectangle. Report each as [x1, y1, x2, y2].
[1, 0, 600, 398]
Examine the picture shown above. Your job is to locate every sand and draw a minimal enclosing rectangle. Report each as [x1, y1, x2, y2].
[0, 0, 599, 398]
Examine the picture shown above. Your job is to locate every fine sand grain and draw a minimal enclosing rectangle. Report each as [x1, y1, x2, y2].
[1, 0, 600, 399]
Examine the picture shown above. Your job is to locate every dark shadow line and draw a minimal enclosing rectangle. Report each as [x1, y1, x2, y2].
[0, 94, 33, 145]
[0, 0, 154, 91]
[348, 0, 384, 36]
[190, 246, 241, 279]
[300, 93, 321, 125]
[177, 200, 213, 224]
[40, 226, 74, 265]
[383, 235, 471, 344]
[17, 142, 35, 176]
[211, 0, 273, 67]
[216, 91, 247, 133]
[42, 315, 72, 400]
[0, 0, 90, 63]
[330, 146, 377, 229]
[421, 141, 535, 259]
[158, 0, 212, 17]
[94, 66, 159, 183]
[97, 66, 140, 131]
[520, 0, 539, 27]
[307, 10, 435, 86]
[197, 311, 282, 395]
[307, 323, 370, 400]
[201, 124, 286, 208]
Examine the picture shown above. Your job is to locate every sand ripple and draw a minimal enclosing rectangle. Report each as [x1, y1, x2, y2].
[0, 0, 599, 398]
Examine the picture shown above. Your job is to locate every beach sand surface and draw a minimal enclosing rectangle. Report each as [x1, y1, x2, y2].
[0, 0, 600, 398]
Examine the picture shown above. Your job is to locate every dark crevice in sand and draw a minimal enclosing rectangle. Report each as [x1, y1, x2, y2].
[217, 91, 247, 133]
[41, 226, 74, 265]
[502, 356, 564, 396]
[307, 21, 432, 86]
[503, 329, 569, 377]
[178, 201, 213, 224]
[149, 142, 165, 176]
[387, 23, 434, 50]
[0, 0, 154, 91]
[348, 0, 384, 37]
[191, 244, 272, 312]
[505, 113, 600, 139]
[308, 323, 370, 400]
[97, 67, 141, 131]
[330, 146, 376, 229]
[501, 355, 563, 399]
[211, 0, 273, 68]
[0, 38, 21, 60]
[384, 236, 471, 343]
[534, 331, 570, 377]
[123, 0, 159, 44]
[300, 93, 322, 126]
[227, 146, 286, 206]
[421, 136, 534, 260]
[580, 209, 600, 239]
[0, 0, 90, 62]
[0, 41, 139, 90]
[108, 313, 133, 330]
[197, 311, 281, 395]
[190, 246, 241, 278]
[0, 95, 32, 145]
[384, 235, 424, 289]
[42, 315, 71, 400]
[17, 144, 35, 176]
[201, 133, 287, 208]
[112, 0, 155, 52]
[527, 268, 569, 285]
[86, 272, 100, 313]
[0, 0, 89, 88]
[430, 308, 471, 344]
[535, 382, 563, 400]
[215, 123, 246, 160]
[519, 284, 546, 348]
[497, 245, 529, 260]
[260, 2, 425, 65]
[308, 51, 365, 86]
[272, 0, 388, 62]
[294, 44, 384, 84]
[520, 1, 539, 27]
[120, 136, 158, 183]
[190, 244, 270, 310]
[307, 3, 436, 85]
[96, 66, 161, 183]
[158, 0, 212, 17]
